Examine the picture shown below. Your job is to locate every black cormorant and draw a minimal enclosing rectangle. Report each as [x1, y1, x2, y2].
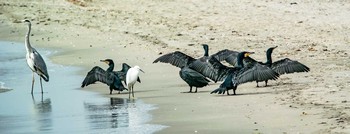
[214, 46, 310, 86]
[153, 44, 227, 83]
[81, 59, 127, 94]
[179, 66, 210, 93]
[255, 46, 310, 86]
[210, 51, 280, 95]
[153, 44, 227, 92]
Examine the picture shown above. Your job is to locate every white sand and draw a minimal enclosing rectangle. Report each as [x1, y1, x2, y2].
[0, 0, 349, 133]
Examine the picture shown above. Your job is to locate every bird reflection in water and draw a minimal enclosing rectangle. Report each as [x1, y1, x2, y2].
[84, 98, 136, 130]
[31, 94, 52, 131]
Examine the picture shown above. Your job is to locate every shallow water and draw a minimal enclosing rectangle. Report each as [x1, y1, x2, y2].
[0, 41, 165, 133]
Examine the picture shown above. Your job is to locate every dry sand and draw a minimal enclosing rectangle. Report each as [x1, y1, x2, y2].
[1, 0, 350, 133]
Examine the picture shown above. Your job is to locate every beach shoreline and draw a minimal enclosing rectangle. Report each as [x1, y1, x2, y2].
[1, 0, 350, 133]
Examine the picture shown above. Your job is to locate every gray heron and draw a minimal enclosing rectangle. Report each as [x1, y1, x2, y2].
[22, 19, 49, 94]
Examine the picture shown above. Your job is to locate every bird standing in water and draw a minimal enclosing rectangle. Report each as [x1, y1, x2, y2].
[81, 59, 127, 94]
[126, 66, 144, 99]
[22, 19, 49, 94]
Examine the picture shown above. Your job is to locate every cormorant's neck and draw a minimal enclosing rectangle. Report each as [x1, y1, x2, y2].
[265, 50, 273, 65]
[236, 53, 245, 68]
[203, 45, 209, 57]
[25, 23, 32, 54]
[106, 63, 114, 72]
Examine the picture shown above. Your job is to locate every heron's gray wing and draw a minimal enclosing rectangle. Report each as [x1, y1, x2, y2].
[81, 66, 114, 87]
[233, 63, 279, 86]
[271, 58, 310, 75]
[189, 57, 234, 82]
[32, 48, 49, 81]
[153, 51, 196, 68]
[211, 49, 240, 65]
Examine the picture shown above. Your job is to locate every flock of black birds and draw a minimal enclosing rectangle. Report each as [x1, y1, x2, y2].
[81, 44, 309, 96]
[154, 44, 309, 95]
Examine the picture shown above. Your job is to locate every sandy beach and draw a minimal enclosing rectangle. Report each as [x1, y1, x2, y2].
[1, 0, 350, 133]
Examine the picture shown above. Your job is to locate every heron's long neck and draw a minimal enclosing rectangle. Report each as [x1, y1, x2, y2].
[107, 64, 114, 72]
[25, 23, 33, 53]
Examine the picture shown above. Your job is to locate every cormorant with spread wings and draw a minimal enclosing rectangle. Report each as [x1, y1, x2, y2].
[213, 46, 310, 87]
[81, 59, 140, 94]
[210, 51, 280, 95]
[153, 44, 216, 92]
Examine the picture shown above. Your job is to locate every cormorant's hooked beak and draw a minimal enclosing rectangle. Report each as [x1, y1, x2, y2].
[244, 52, 255, 57]
[21, 19, 30, 23]
[272, 46, 278, 49]
[100, 60, 109, 64]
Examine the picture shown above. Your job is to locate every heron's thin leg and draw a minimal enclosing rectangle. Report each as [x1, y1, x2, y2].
[128, 86, 131, 99]
[31, 72, 35, 94]
[132, 85, 134, 98]
[40, 77, 43, 94]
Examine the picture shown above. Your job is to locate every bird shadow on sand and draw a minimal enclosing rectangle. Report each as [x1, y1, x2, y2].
[180, 90, 211, 94]
[211, 84, 304, 97]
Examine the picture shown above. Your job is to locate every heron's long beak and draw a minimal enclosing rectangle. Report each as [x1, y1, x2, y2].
[140, 69, 145, 73]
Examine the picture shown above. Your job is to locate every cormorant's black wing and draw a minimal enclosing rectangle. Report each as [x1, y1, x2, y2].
[212, 49, 257, 66]
[233, 63, 279, 86]
[271, 58, 310, 75]
[153, 51, 196, 68]
[81, 66, 114, 87]
[211, 49, 239, 66]
[189, 56, 235, 82]
[121, 63, 131, 72]
[114, 63, 141, 84]
[180, 67, 210, 84]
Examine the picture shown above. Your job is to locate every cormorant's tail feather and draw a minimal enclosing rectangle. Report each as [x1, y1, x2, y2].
[210, 87, 226, 94]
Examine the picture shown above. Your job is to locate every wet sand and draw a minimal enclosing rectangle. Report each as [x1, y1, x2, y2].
[1, 0, 350, 133]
